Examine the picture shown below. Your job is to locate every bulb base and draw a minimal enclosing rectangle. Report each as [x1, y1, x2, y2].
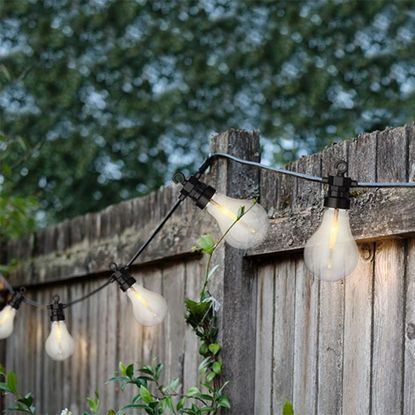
[112, 266, 136, 292]
[8, 289, 25, 310]
[323, 175, 356, 210]
[48, 297, 65, 322]
[173, 172, 216, 209]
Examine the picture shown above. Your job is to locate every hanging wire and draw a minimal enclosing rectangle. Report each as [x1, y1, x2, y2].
[208, 152, 415, 188]
[207, 152, 324, 183]
[63, 278, 113, 308]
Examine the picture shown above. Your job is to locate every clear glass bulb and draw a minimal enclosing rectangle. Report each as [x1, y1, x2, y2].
[45, 321, 75, 361]
[205, 193, 269, 249]
[0, 305, 16, 339]
[126, 283, 168, 326]
[304, 208, 359, 281]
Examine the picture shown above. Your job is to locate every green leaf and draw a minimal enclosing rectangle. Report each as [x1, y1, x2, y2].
[206, 371, 216, 383]
[139, 365, 154, 377]
[237, 205, 246, 220]
[119, 362, 127, 376]
[208, 343, 221, 355]
[186, 386, 199, 397]
[7, 371, 17, 393]
[140, 385, 153, 404]
[282, 400, 295, 415]
[176, 397, 186, 411]
[193, 234, 216, 255]
[218, 396, 231, 409]
[125, 363, 134, 378]
[167, 377, 180, 393]
[212, 361, 222, 374]
[106, 411, 116, 415]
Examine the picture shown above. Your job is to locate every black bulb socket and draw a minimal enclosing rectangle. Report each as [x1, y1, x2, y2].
[112, 267, 136, 292]
[173, 173, 216, 209]
[48, 297, 65, 322]
[323, 175, 356, 210]
[8, 289, 25, 310]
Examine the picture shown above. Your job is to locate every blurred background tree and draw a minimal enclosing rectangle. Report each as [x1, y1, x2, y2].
[0, 0, 414, 224]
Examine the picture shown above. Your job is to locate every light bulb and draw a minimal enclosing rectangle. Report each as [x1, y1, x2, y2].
[45, 321, 75, 361]
[0, 305, 16, 339]
[126, 283, 168, 326]
[304, 207, 359, 281]
[205, 193, 269, 249]
[45, 296, 75, 361]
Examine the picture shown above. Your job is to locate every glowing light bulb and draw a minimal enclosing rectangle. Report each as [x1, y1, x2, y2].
[45, 321, 75, 361]
[206, 193, 269, 249]
[126, 283, 168, 326]
[45, 296, 74, 361]
[304, 207, 359, 281]
[0, 305, 16, 339]
[0, 290, 25, 340]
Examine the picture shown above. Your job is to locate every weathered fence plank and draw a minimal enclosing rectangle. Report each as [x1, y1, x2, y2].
[404, 240, 415, 415]
[372, 240, 405, 414]
[272, 259, 296, 414]
[342, 131, 377, 415]
[254, 264, 274, 415]
[292, 261, 319, 415]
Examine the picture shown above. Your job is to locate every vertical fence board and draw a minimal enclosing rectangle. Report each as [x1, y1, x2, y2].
[292, 261, 319, 415]
[272, 259, 296, 413]
[342, 131, 377, 415]
[404, 239, 415, 415]
[254, 264, 275, 415]
[163, 263, 185, 390]
[183, 260, 203, 392]
[372, 240, 405, 414]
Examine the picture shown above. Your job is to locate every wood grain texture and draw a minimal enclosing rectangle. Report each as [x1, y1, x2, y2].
[372, 240, 405, 414]
[292, 261, 319, 415]
[404, 239, 415, 415]
[272, 259, 296, 414]
[342, 131, 376, 415]
[254, 264, 275, 415]
[210, 129, 261, 415]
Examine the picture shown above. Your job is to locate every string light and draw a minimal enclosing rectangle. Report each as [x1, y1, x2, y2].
[1, 151, 414, 359]
[0, 289, 24, 339]
[173, 172, 269, 249]
[45, 296, 75, 361]
[112, 264, 168, 326]
[304, 162, 359, 281]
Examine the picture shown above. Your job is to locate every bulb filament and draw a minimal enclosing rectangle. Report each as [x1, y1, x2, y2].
[327, 209, 340, 269]
[131, 286, 158, 318]
[209, 199, 256, 234]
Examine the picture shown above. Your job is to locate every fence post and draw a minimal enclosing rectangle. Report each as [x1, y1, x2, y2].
[209, 129, 261, 414]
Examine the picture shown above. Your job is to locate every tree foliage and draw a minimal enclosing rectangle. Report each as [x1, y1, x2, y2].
[1, 0, 414, 223]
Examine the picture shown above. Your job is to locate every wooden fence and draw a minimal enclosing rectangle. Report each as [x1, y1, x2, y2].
[2, 126, 415, 415]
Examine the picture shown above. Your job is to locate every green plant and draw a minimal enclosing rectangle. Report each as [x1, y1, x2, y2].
[0, 364, 35, 414]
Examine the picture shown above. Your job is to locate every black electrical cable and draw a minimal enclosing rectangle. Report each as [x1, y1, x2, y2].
[126, 196, 185, 267]
[208, 152, 415, 188]
[63, 278, 114, 308]
[207, 153, 324, 183]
